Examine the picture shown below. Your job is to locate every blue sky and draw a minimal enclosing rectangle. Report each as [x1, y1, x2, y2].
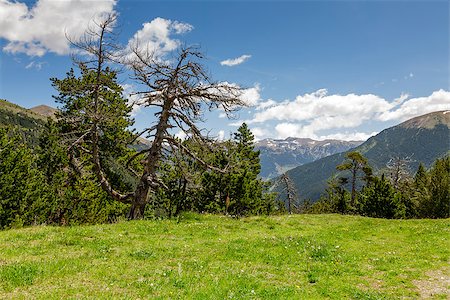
[1, 0, 449, 141]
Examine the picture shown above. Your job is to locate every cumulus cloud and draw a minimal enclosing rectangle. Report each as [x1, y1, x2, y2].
[239, 84, 261, 106]
[249, 89, 390, 124]
[256, 99, 277, 110]
[319, 131, 378, 141]
[220, 54, 251, 67]
[251, 127, 270, 141]
[378, 89, 450, 121]
[217, 130, 225, 141]
[245, 89, 450, 141]
[211, 82, 261, 108]
[124, 17, 193, 61]
[0, 0, 116, 56]
[274, 123, 376, 141]
[121, 83, 146, 116]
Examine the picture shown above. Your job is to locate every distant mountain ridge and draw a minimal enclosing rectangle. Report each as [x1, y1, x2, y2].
[0, 99, 48, 127]
[256, 137, 362, 179]
[0, 99, 152, 149]
[280, 111, 450, 201]
[29, 105, 58, 119]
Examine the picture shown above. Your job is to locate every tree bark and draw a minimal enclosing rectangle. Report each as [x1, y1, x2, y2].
[127, 198, 147, 220]
[351, 166, 357, 207]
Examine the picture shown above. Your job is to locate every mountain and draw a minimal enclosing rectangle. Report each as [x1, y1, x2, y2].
[281, 111, 450, 201]
[29, 104, 58, 119]
[0, 99, 47, 143]
[256, 137, 362, 179]
[0, 99, 151, 149]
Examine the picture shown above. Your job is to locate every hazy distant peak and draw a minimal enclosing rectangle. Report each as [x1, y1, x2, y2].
[29, 105, 58, 119]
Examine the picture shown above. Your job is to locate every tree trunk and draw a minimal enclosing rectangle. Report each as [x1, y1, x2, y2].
[128, 178, 150, 219]
[127, 201, 147, 220]
[351, 167, 357, 207]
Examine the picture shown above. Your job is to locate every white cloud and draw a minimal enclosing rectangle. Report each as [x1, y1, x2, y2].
[172, 21, 194, 34]
[251, 127, 270, 141]
[121, 83, 146, 116]
[256, 99, 277, 110]
[316, 131, 378, 142]
[239, 83, 261, 106]
[25, 60, 46, 70]
[217, 130, 225, 141]
[274, 123, 376, 141]
[0, 0, 116, 56]
[220, 54, 251, 67]
[392, 93, 409, 106]
[211, 82, 261, 108]
[175, 130, 187, 140]
[249, 89, 390, 124]
[245, 88, 450, 141]
[124, 17, 193, 61]
[378, 89, 450, 122]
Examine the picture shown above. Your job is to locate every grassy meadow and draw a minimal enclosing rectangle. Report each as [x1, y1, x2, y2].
[0, 213, 448, 299]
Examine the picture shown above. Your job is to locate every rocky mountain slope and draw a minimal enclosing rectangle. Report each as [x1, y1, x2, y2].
[279, 111, 450, 201]
[256, 138, 362, 179]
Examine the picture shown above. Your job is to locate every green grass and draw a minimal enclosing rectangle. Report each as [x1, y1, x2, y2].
[0, 214, 448, 299]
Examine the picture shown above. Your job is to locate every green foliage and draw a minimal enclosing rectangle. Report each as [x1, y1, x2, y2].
[282, 113, 450, 202]
[51, 66, 133, 159]
[311, 155, 449, 219]
[336, 151, 373, 208]
[359, 174, 397, 218]
[0, 121, 130, 229]
[35, 121, 129, 225]
[0, 128, 46, 229]
[413, 157, 450, 218]
[203, 123, 276, 216]
[0, 100, 46, 145]
[148, 124, 277, 217]
[428, 156, 449, 218]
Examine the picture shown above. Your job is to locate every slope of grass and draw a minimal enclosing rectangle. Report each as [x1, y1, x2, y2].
[0, 214, 448, 299]
[0, 99, 47, 122]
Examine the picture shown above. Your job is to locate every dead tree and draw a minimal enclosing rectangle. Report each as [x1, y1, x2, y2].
[125, 45, 245, 219]
[386, 156, 413, 190]
[55, 15, 245, 219]
[280, 173, 298, 214]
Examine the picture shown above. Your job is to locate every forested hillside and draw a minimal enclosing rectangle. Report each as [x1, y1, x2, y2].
[281, 111, 450, 202]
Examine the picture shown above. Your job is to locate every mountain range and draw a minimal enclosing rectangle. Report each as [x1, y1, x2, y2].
[279, 111, 450, 201]
[256, 138, 362, 179]
[1, 99, 448, 202]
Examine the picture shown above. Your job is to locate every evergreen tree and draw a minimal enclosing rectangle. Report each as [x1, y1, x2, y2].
[336, 151, 373, 208]
[35, 119, 129, 225]
[412, 163, 432, 218]
[359, 174, 397, 218]
[226, 123, 265, 215]
[0, 129, 45, 228]
[427, 156, 449, 218]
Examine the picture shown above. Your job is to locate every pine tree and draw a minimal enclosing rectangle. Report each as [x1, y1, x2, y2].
[336, 151, 373, 208]
[359, 174, 396, 218]
[0, 128, 45, 228]
[428, 156, 449, 218]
